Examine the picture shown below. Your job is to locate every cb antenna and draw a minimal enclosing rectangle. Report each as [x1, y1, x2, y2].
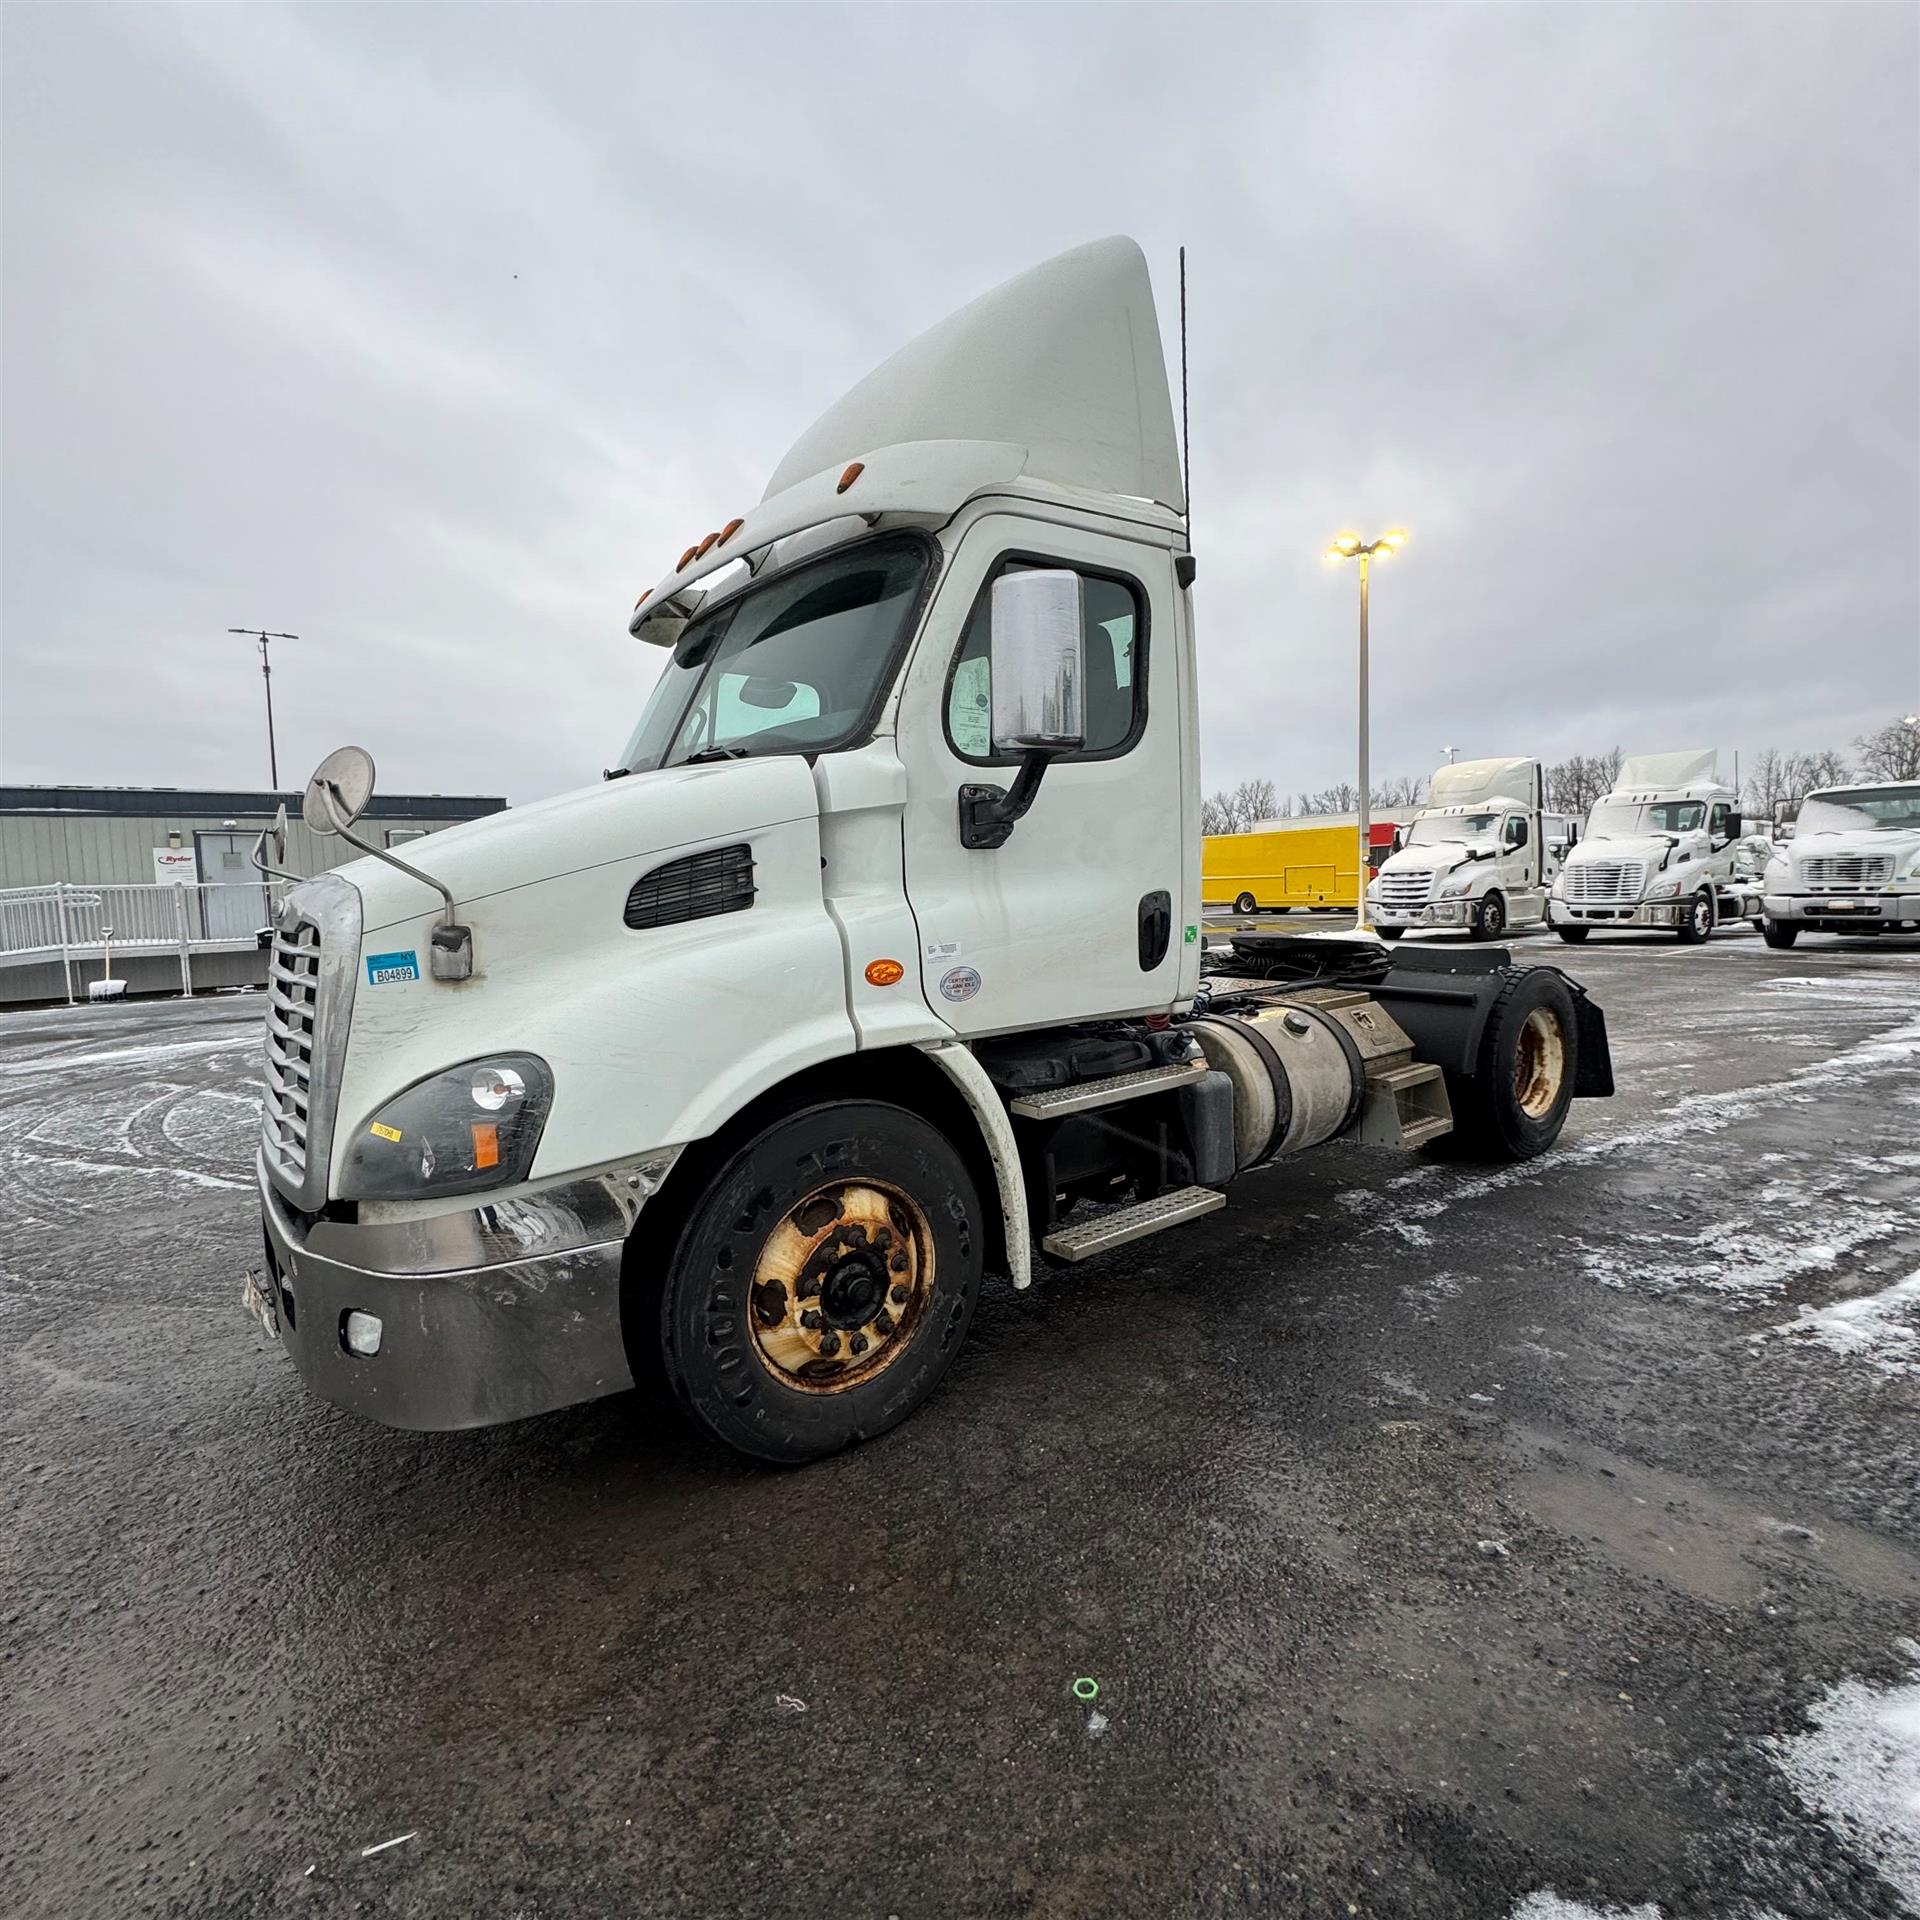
[1179, 245, 1191, 549]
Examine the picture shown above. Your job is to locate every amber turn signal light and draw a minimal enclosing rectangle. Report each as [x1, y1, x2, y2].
[864, 958, 905, 987]
[836, 462, 864, 494]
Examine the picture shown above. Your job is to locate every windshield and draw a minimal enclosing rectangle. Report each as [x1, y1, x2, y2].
[1587, 799, 1706, 836]
[1409, 811, 1497, 846]
[618, 535, 930, 773]
[1798, 788, 1920, 833]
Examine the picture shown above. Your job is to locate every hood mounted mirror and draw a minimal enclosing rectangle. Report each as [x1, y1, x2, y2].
[300, 745, 475, 981]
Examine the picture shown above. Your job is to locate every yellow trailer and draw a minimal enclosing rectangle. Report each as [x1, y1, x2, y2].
[1202, 817, 1406, 914]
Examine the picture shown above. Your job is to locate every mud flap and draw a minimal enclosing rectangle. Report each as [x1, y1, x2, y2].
[1572, 993, 1614, 1097]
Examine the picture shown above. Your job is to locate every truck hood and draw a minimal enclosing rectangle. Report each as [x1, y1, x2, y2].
[1380, 840, 1490, 877]
[1565, 833, 1685, 868]
[331, 757, 821, 936]
[1787, 827, 1920, 868]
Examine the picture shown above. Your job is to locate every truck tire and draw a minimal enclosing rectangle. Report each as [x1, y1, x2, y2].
[1676, 889, 1714, 944]
[1469, 892, 1506, 941]
[1234, 892, 1257, 915]
[655, 1101, 984, 1464]
[1556, 925, 1590, 944]
[1762, 920, 1799, 950]
[1375, 925, 1403, 942]
[1426, 967, 1578, 1162]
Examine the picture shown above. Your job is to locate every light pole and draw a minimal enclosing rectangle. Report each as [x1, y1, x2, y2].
[1323, 528, 1408, 931]
[228, 629, 298, 789]
[1442, 744, 1457, 764]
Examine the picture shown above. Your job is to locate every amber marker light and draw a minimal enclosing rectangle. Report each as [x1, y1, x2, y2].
[695, 530, 721, 557]
[837, 462, 865, 494]
[634, 589, 650, 610]
[717, 517, 745, 544]
[864, 958, 905, 986]
[470, 1122, 501, 1171]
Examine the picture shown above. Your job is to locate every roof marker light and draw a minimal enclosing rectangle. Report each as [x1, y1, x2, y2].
[634, 589, 651, 610]
[677, 545, 699, 571]
[695, 530, 721, 558]
[836, 462, 865, 494]
[717, 517, 745, 545]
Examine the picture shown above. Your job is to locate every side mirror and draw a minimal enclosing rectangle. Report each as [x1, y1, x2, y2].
[250, 800, 297, 884]
[988, 570, 1085, 753]
[304, 746, 377, 835]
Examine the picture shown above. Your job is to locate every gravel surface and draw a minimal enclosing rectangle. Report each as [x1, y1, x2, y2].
[3, 928, 1917, 1920]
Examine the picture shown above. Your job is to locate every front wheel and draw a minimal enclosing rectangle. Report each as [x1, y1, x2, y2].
[1376, 925, 1404, 942]
[1556, 925, 1591, 944]
[1762, 920, 1800, 950]
[1234, 891, 1257, 916]
[1426, 967, 1579, 1162]
[1676, 889, 1714, 944]
[654, 1101, 984, 1463]
[1469, 892, 1506, 941]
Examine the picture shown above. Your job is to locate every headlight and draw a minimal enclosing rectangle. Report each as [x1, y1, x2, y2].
[339, 1053, 553, 1200]
[1647, 879, 1681, 899]
[1438, 876, 1472, 897]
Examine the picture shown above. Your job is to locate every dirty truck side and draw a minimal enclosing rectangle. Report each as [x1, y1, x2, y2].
[249, 237, 1615, 1463]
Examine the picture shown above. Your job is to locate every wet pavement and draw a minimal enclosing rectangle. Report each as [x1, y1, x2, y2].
[3, 930, 1917, 1920]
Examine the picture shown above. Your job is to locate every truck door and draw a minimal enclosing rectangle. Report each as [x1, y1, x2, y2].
[1500, 813, 1544, 921]
[894, 513, 1190, 1035]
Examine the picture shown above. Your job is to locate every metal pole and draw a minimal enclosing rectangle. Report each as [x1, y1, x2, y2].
[261, 635, 279, 790]
[174, 883, 192, 999]
[59, 882, 74, 1006]
[1356, 553, 1372, 932]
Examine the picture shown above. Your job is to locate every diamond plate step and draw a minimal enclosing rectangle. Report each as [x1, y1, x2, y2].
[1041, 1185, 1227, 1263]
[1007, 1059, 1208, 1120]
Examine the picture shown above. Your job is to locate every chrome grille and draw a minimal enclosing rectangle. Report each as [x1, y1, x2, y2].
[1375, 868, 1435, 909]
[258, 874, 360, 1209]
[1800, 854, 1892, 890]
[1564, 859, 1647, 905]
[262, 919, 319, 1184]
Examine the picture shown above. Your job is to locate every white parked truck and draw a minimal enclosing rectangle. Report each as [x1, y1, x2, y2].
[1549, 750, 1763, 944]
[1759, 780, 1920, 946]
[1366, 758, 1555, 941]
[245, 239, 1615, 1462]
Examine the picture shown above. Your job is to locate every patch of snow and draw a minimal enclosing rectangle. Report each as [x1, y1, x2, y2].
[1765, 1640, 1920, 1907]
[1771, 1269, 1920, 1375]
[1509, 1897, 1661, 1920]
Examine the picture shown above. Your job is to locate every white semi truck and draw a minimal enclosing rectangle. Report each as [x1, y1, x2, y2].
[1548, 749, 1763, 944]
[1365, 757, 1557, 941]
[244, 239, 1614, 1463]
[1759, 780, 1920, 946]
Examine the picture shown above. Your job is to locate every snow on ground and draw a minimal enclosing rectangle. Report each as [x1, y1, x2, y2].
[1768, 1269, 1920, 1374]
[1765, 1641, 1920, 1908]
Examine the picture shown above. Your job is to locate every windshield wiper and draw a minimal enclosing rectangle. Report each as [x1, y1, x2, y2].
[680, 745, 753, 765]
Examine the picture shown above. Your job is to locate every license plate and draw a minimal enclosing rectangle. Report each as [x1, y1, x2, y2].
[1825, 899, 1861, 912]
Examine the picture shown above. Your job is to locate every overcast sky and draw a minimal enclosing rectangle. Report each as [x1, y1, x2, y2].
[3, 3, 1916, 809]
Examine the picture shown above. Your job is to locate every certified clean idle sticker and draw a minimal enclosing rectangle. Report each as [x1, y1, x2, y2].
[938, 965, 982, 1003]
[365, 949, 420, 985]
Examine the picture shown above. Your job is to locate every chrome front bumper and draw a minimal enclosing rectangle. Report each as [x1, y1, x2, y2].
[1370, 899, 1469, 928]
[250, 1151, 676, 1431]
[1550, 898, 1687, 928]
[1764, 893, 1920, 928]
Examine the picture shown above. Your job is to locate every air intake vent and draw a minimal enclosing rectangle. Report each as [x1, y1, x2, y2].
[624, 843, 756, 930]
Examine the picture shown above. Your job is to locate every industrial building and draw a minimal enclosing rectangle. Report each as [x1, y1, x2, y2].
[0, 784, 505, 1005]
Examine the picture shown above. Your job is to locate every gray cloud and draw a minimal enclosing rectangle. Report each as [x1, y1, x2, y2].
[3, 2, 1915, 808]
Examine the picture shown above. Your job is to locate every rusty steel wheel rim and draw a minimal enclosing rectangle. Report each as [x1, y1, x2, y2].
[1513, 1006, 1567, 1119]
[745, 1179, 934, 1393]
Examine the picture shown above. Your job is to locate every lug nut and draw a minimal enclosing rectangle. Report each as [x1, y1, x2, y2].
[890, 1253, 908, 1273]
[797, 1273, 822, 1300]
[800, 1309, 823, 1330]
[848, 1333, 868, 1356]
[873, 1312, 895, 1338]
[874, 1228, 892, 1250]
[889, 1284, 908, 1305]
[818, 1331, 841, 1356]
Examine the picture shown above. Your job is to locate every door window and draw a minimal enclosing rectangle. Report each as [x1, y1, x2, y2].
[1503, 815, 1529, 849]
[945, 561, 1144, 764]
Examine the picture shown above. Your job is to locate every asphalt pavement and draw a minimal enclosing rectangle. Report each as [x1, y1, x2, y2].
[3, 927, 1917, 1920]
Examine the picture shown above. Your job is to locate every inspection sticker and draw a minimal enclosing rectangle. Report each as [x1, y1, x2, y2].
[368, 1122, 403, 1142]
[939, 965, 982, 1003]
[365, 949, 420, 985]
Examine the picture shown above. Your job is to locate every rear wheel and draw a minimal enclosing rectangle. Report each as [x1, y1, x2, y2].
[1470, 892, 1506, 941]
[1762, 920, 1799, 950]
[1426, 967, 1579, 1161]
[1234, 891, 1257, 916]
[1556, 925, 1591, 944]
[1676, 889, 1714, 944]
[655, 1101, 983, 1463]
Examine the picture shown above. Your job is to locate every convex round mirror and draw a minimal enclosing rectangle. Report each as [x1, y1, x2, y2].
[304, 745, 377, 835]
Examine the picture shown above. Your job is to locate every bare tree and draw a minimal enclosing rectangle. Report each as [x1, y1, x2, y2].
[1544, 751, 1623, 819]
[1855, 716, 1920, 782]
[1297, 782, 1360, 815]
[1796, 749, 1852, 794]
[1200, 792, 1234, 837]
[1744, 748, 1792, 824]
[1231, 778, 1280, 829]
[1372, 774, 1425, 809]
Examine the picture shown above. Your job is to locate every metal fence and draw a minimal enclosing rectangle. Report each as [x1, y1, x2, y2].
[0, 881, 287, 1001]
